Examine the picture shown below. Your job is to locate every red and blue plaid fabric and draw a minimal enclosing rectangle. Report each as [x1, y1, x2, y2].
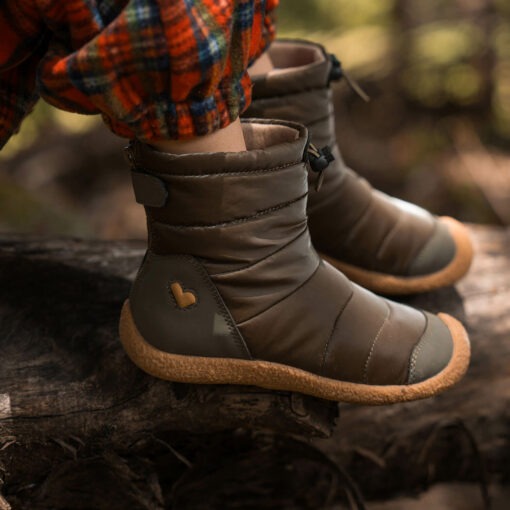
[0, 0, 278, 148]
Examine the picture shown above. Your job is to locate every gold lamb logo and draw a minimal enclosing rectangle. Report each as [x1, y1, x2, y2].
[170, 282, 197, 309]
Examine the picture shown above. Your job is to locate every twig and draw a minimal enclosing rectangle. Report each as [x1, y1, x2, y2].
[152, 437, 193, 469]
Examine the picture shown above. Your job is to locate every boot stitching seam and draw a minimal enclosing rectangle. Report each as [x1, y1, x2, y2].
[188, 256, 253, 360]
[407, 312, 431, 384]
[301, 112, 334, 129]
[138, 160, 302, 178]
[151, 193, 308, 229]
[342, 196, 375, 248]
[319, 288, 354, 376]
[404, 220, 441, 276]
[374, 213, 405, 269]
[236, 260, 322, 326]
[363, 302, 391, 384]
[210, 225, 310, 278]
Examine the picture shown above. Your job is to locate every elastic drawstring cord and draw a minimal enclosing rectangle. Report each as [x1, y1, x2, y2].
[329, 54, 370, 103]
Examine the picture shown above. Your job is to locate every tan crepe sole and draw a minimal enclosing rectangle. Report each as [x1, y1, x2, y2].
[119, 301, 470, 405]
[321, 217, 474, 296]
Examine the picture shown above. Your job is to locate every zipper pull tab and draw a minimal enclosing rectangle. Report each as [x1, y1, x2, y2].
[307, 143, 335, 192]
[329, 54, 370, 103]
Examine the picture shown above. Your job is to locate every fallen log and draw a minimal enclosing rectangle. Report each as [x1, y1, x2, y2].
[1, 226, 509, 509]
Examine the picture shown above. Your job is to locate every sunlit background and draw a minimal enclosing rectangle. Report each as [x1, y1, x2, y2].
[2, 0, 510, 238]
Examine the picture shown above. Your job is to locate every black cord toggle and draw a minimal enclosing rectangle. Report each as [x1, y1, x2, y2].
[328, 54, 370, 103]
[307, 143, 335, 192]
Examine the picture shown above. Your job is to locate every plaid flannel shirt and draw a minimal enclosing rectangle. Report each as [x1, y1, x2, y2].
[0, 0, 278, 148]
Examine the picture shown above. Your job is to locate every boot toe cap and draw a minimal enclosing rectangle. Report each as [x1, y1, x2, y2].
[407, 312, 454, 384]
[407, 219, 456, 276]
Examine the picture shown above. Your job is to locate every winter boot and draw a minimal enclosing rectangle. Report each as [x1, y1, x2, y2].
[119, 119, 470, 404]
[246, 40, 473, 295]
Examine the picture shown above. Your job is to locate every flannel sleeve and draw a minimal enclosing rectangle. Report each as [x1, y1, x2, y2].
[0, 0, 279, 148]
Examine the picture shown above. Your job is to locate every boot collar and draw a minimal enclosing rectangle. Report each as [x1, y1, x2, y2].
[250, 39, 332, 98]
[251, 39, 369, 102]
[125, 119, 309, 176]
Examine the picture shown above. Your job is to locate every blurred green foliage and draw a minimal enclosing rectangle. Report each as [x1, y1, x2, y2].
[278, 0, 510, 138]
[277, 0, 395, 32]
[0, 102, 100, 160]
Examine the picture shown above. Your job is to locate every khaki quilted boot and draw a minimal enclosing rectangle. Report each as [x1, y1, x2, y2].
[119, 119, 470, 404]
[246, 40, 473, 295]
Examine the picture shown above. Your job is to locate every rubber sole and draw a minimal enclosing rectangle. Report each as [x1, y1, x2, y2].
[119, 301, 470, 405]
[320, 217, 474, 296]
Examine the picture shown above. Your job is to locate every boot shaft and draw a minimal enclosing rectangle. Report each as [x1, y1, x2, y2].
[120, 120, 468, 399]
[126, 120, 324, 325]
[246, 40, 461, 280]
[246, 40, 351, 207]
[126, 120, 310, 273]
